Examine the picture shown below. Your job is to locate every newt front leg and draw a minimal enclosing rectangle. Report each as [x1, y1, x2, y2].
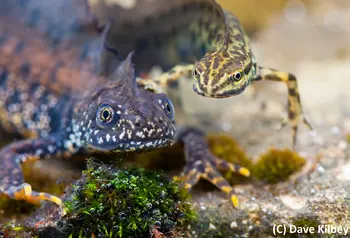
[0, 135, 65, 205]
[153, 65, 193, 88]
[254, 67, 313, 147]
[177, 128, 250, 207]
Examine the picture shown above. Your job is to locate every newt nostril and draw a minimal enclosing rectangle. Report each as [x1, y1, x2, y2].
[158, 118, 163, 124]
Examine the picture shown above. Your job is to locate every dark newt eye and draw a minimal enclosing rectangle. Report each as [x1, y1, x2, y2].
[192, 68, 200, 80]
[96, 104, 117, 127]
[230, 71, 243, 82]
[164, 98, 175, 119]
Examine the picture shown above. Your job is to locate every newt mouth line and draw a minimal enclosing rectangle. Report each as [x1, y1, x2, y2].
[88, 137, 175, 152]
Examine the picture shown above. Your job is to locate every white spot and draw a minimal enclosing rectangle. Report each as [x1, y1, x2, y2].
[112, 135, 117, 142]
[127, 130, 132, 139]
[119, 131, 125, 139]
[47, 145, 55, 154]
[148, 129, 155, 137]
[94, 130, 99, 135]
[98, 137, 103, 144]
[136, 131, 144, 138]
[146, 142, 154, 147]
[221, 122, 232, 131]
[106, 134, 111, 142]
[35, 149, 43, 156]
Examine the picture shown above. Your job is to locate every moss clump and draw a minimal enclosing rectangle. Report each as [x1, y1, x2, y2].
[208, 134, 252, 184]
[292, 217, 319, 229]
[61, 159, 196, 238]
[286, 217, 319, 238]
[252, 148, 306, 184]
[346, 134, 350, 143]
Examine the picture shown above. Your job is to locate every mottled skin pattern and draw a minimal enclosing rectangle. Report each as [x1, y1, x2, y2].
[0, 17, 177, 206]
[100, 24, 250, 208]
[97, 0, 313, 148]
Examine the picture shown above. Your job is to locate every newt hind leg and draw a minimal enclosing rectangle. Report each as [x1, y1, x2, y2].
[0, 136, 64, 205]
[178, 128, 250, 207]
[255, 67, 313, 148]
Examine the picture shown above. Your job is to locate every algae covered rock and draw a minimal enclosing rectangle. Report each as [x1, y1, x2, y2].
[56, 159, 196, 237]
[252, 148, 306, 184]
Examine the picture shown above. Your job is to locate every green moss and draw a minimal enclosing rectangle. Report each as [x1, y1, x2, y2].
[0, 222, 30, 238]
[286, 217, 319, 238]
[252, 148, 306, 184]
[292, 217, 319, 228]
[207, 134, 253, 184]
[61, 159, 196, 237]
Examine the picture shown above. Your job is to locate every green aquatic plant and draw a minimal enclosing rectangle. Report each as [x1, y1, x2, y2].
[61, 159, 196, 238]
[252, 148, 306, 184]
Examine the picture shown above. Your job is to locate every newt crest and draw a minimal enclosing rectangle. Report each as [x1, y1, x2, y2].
[0, 18, 178, 205]
[72, 53, 177, 153]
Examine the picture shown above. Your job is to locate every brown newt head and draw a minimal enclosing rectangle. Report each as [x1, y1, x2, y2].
[191, 49, 255, 98]
[74, 53, 177, 152]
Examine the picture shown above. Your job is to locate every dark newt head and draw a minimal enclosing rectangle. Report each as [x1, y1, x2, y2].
[192, 49, 256, 98]
[78, 52, 177, 152]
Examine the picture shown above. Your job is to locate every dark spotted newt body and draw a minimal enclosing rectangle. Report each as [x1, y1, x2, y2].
[0, 15, 177, 205]
[0, 0, 251, 208]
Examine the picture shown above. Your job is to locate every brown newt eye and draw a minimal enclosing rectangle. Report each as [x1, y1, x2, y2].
[96, 104, 117, 127]
[230, 71, 243, 82]
[192, 68, 200, 80]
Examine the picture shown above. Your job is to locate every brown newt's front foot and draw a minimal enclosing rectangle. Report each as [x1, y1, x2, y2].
[0, 136, 64, 206]
[255, 67, 314, 148]
[177, 128, 250, 207]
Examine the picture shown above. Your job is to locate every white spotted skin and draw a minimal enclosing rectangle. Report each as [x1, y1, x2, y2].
[59, 55, 178, 154]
